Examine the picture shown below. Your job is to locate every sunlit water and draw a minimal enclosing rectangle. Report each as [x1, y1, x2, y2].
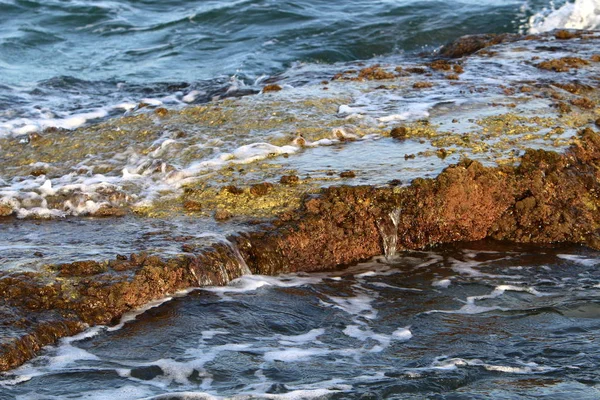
[1, 242, 599, 399]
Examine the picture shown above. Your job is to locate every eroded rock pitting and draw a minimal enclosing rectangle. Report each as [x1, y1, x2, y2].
[1, 30, 600, 372]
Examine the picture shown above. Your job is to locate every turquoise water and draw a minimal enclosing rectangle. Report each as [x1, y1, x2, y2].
[0, 0, 578, 134]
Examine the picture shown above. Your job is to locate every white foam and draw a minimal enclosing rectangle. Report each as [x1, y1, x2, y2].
[557, 254, 600, 267]
[432, 279, 452, 288]
[528, 0, 600, 33]
[429, 357, 556, 374]
[426, 284, 548, 315]
[326, 293, 378, 320]
[342, 325, 411, 352]
[278, 328, 325, 345]
[263, 348, 330, 363]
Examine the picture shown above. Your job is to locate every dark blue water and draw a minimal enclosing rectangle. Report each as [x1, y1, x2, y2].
[0, 0, 576, 134]
[2, 242, 600, 399]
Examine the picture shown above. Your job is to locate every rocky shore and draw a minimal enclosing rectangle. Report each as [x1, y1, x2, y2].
[1, 30, 600, 372]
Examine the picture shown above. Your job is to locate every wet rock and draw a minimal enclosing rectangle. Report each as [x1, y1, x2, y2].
[223, 185, 244, 195]
[250, 182, 273, 196]
[390, 126, 408, 139]
[595, 118, 600, 127]
[93, 205, 127, 217]
[0, 204, 13, 217]
[358, 65, 395, 80]
[183, 200, 203, 212]
[429, 59, 452, 71]
[280, 175, 299, 185]
[536, 57, 589, 72]
[33, 252, 44, 258]
[413, 82, 433, 89]
[54, 260, 107, 277]
[30, 168, 47, 177]
[571, 97, 595, 109]
[406, 67, 426, 74]
[554, 30, 578, 40]
[340, 170, 356, 178]
[439, 33, 519, 58]
[263, 84, 282, 93]
[214, 209, 233, 221]
[388, 179, 402, 186]
[154, 107, 168, 117]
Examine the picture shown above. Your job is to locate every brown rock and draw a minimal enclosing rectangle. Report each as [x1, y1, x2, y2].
[555, 30, 577, 40]
[250, 182, 273, 196]
[571, 97, 596, 109]
[154, 107, 168, 117]
[280, 175, 299, 185]
[263, 84, 282, 93]
[55, 261, 107, 277]
[0, 204, 12, 217]
[223, 185, 244, 195]
[340, 170, 356, 178]
[413, 81, 433, 89]
[358, 65, 395, 80]
[390, 126, 408, 139]
[214, 209, 233, 221]
[536, 57, 589, 72]
[183, 200, 203, 212]
[439, 33, 520, 58]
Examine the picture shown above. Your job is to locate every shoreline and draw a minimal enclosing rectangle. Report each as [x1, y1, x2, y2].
[2, 30, 600, 372]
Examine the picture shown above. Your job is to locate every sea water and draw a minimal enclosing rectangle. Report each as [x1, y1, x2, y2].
[1, 0, 600, 398]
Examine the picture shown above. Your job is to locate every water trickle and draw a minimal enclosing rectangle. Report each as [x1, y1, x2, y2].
[223, 238, 253, 277]
[377, 208, 401, 261]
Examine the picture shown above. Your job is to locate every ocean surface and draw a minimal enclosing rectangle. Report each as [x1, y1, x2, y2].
[1, 0, 600, 399]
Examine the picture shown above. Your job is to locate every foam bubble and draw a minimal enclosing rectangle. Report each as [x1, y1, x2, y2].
[263, 348, 330, 363]
[528, 0, 600, 33]
[432, 279, 452, 288]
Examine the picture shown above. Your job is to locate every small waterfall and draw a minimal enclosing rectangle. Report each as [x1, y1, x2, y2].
[188, 235, 252, 287]
[227, 240, 253, 276]
[376, 208, 401, 261]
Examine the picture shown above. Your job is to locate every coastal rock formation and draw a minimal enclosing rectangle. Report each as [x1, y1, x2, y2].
[1, 30, 600, 372]
[3, 128, 600, 371]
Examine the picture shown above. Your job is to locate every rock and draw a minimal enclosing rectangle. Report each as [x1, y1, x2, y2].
[0, 204, 12, 217]
[183, 200, 202, 212]
[263, 84, 282, 93]
[280, 175, 299, 185]
[223, 185, 244, 195]
[250, 182, 273, 196]
[214, 209, 233, 221]
[439, 33, 519, 58]
[536, 57, 589, 72]
[555, 30, 577, 40]
[340, 170, 356, 178]
[390, 127, 408, 139]
[55, 260, 107, 277]
[413, 81, 433, 89]
[154, 107, 168, 117]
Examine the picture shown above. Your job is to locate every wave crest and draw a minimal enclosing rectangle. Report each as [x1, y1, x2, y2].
[528, 0, 600, 33]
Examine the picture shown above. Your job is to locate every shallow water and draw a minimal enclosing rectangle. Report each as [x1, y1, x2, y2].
[1, 242, 599, 399]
